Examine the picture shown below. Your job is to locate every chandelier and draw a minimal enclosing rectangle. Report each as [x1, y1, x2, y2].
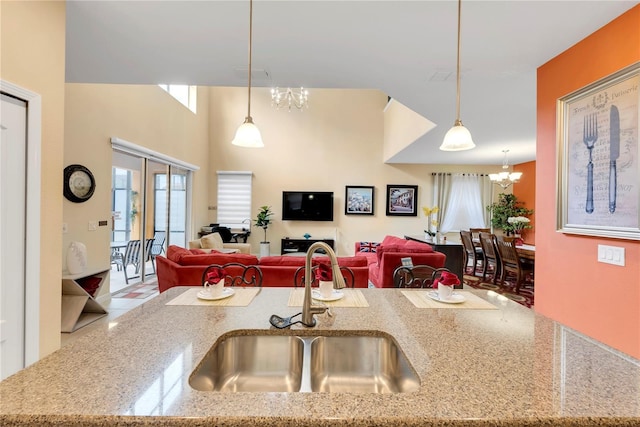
[439, 0, 475, 151]
[271, 87, 309, 111]
[489, 150, 522, 189]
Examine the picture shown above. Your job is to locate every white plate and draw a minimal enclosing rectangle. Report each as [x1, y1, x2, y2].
[197, 287, 235, 301]
[312, 289, 344, 302]
[427, 291, 465, 304]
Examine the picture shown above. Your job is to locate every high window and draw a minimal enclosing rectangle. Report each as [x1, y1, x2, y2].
[158, 84, 197, 113]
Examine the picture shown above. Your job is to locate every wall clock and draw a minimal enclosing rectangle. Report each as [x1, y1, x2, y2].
[63, 164, 96, 203]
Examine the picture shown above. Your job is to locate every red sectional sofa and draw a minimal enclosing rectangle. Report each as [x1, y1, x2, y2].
[355, 235, 446, 288]
[156, 245, 369, 292]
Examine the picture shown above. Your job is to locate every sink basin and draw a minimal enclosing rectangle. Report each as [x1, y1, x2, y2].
[189, 334, 304, 392]
[309, 335, 420, 393]
[189, 331, 420, 393]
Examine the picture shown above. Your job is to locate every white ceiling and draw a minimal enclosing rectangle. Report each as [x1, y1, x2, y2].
[65, 0, 639, 165]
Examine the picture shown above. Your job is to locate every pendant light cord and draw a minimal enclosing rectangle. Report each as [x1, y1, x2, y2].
[455, 0, 461, 124]
[247, 0, 254, 118]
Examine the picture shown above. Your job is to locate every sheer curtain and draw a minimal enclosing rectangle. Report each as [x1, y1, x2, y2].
[433, 173, 491, 233]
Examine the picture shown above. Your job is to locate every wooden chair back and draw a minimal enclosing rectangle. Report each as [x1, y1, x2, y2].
[202, 263, 263, 287]
[479, 232, 499, 283]
[293, 265, 355, 288]
[494, 235, 533, 292]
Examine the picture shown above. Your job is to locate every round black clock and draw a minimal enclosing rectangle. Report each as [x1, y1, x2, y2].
[63, 164, 96, 203]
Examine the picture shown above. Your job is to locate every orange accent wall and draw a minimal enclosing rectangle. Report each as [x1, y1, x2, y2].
[536, 5, 640, 358]
[513, 161, 536, 244]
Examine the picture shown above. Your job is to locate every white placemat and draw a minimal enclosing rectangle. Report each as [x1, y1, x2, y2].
[401, 290, 497, 309]
[166, 287, 260, 306]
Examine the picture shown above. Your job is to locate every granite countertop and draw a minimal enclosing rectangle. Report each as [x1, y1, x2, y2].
[1, 287, 639, 426]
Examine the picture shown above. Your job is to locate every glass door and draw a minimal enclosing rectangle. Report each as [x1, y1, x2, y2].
[111, 151, 145, 292]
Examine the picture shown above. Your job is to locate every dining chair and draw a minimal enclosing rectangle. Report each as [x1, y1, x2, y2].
[469, 228, 490, 247]
[393, 265, 451, 288]
[202, 263, 263, 288]
[460, 230, 483, 276]
[293, 265, 355, 288]
[494, 235, 534, 293]
[112, 240, 142, 284]
[478, 232, 499, 284]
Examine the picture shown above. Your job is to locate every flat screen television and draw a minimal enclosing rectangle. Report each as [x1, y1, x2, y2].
[282, 191, 334, 221]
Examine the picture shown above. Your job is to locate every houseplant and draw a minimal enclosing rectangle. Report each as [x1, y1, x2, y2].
[254, 205, 274, 257]
[486, 193, 533, 235]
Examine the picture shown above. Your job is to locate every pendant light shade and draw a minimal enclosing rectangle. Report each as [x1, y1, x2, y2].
[232, 0, 264, 148]
[232, 116, 263, 148]
[439, 0, 475, 152]
[441, 119, 475, 151]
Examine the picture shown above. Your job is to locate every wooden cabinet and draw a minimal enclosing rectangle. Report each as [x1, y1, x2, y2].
[61, 268, 108, 333]
[281, 238, 334, 255]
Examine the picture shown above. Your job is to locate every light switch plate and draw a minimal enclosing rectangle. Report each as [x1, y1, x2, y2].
[88, 221, 97, 231]
[597, 244, 625, 266]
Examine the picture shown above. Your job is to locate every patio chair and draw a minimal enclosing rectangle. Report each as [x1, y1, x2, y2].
[112, 240, 142, 284]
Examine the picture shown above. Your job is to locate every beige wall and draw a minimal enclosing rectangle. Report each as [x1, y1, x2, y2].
[208, 87, 503, 256]
[64, 83, 211, 288]
[383, 98, 436, 162]
[1, 1, 66, 357]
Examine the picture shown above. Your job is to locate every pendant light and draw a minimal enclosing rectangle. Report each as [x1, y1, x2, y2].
[232, 0, 264, 148]
[439, 0, 475, 151]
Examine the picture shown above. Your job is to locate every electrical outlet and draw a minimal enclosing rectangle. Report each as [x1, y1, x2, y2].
[62, 223, 68, 233]
[88, 221, 97, 231]
[597, 244, 625, 266]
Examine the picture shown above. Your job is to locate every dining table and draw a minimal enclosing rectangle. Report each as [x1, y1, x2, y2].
[515, 243, 535, 261]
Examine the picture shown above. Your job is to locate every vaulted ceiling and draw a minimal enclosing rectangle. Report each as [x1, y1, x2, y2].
[65, 0, 638, 165]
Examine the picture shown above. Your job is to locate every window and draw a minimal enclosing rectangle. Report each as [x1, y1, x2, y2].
[217, 171, 252, 229]
[158, 84, 197, 113]
[433, 173, 492, 233]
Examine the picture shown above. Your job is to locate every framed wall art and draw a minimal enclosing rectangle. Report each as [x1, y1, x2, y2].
[557, 62, 640, 240]
[386, 184, 418, 216]
[345, 185, 374, 215]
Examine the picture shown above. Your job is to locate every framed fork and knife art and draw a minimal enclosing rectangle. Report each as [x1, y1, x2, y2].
[557, 62, 640, 240]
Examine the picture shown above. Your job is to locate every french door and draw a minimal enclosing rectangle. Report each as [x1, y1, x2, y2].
[111, 141, 194, 291]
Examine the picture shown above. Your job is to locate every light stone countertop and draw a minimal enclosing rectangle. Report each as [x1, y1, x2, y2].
[1, 287, 639, 426]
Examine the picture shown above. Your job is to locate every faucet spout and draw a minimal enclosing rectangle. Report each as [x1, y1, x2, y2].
[301, 242, 345, 327]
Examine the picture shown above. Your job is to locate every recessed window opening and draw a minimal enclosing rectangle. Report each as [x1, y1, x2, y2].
[158, 84, 197, 113]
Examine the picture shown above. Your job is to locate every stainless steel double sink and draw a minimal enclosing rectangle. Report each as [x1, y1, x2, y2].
[189, 330, 420, 393]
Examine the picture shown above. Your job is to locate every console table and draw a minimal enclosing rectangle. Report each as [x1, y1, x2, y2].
[281, 238, 334, 255]
[404, 235, 464, 284]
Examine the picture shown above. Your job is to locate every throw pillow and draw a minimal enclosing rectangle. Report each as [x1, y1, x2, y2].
[358, 242, 380, 253]
[200, 232, 224, 250]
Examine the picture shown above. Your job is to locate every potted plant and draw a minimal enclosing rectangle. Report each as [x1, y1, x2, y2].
[254, 205, 274, 257]
[486, 193, 533, 235]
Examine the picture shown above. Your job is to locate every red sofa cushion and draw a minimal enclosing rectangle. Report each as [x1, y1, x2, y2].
[166, 245, 258, 266]
[179, 253, 258, 266]
[313, 256, 367, 268]
[258, 256, 306, 266]
[167, 245, 192, 263]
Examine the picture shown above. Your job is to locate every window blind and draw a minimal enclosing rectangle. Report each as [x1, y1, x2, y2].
[217, 171, 252, 229]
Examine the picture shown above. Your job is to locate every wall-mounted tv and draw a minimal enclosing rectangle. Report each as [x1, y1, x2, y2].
[282, 191, 334, 221]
